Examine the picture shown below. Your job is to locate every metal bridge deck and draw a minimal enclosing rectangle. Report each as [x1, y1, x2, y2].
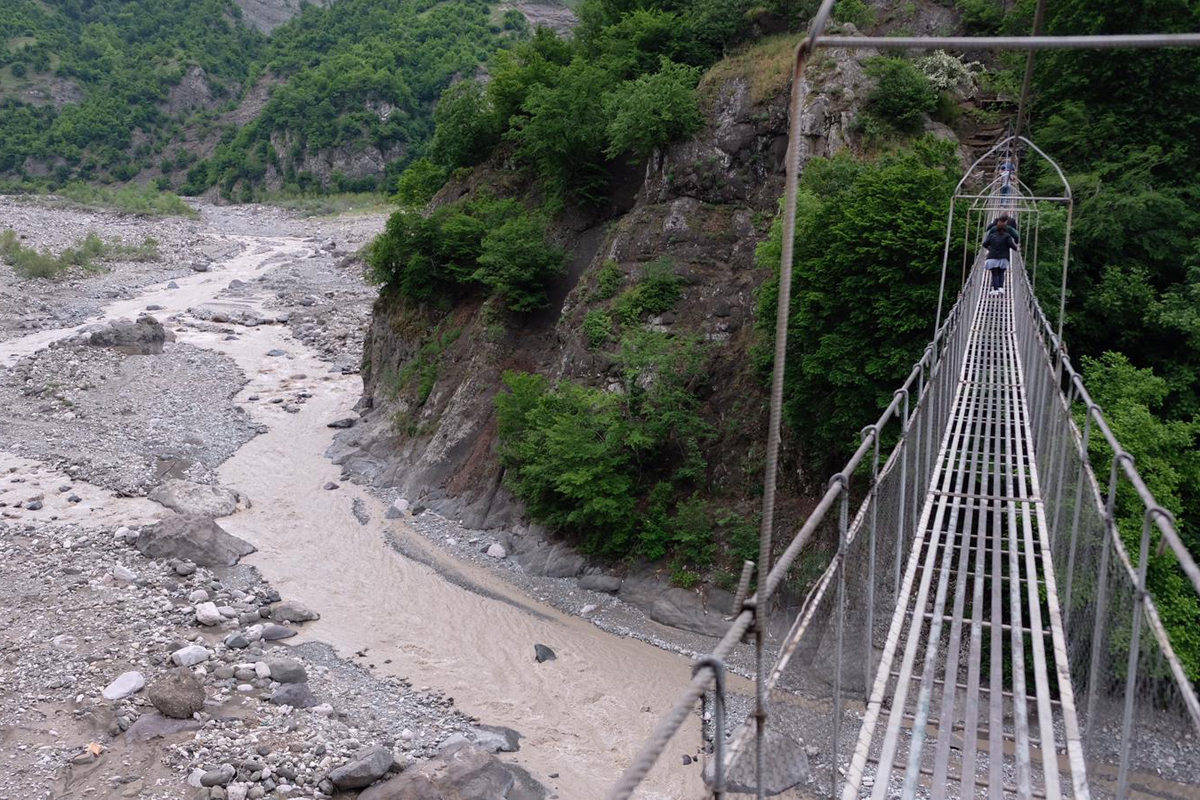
[843, 283, 1089, 798]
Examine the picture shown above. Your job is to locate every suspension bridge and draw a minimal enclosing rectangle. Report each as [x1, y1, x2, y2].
[607, 5, 1200, 799]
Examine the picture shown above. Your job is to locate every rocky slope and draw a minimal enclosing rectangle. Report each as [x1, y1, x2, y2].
[329, 36, 941, 628]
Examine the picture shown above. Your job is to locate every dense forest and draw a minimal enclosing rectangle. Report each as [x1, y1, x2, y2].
[0, 0, 517, 194]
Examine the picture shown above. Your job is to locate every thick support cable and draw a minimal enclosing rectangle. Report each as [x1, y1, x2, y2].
[754, 1, 837, 793]
[814, 33, 1200, 50]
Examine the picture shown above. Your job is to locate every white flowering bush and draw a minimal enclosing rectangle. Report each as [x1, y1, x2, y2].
[916, 50, 981, 94]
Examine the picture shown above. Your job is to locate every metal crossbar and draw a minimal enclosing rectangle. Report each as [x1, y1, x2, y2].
[607, 8, 1200, 799]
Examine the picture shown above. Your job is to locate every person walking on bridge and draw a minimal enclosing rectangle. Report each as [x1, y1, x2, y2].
[982, 216, 1018, 295]
[985, 213, 1019, 245]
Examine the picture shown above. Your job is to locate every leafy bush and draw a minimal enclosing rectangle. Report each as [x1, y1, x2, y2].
[1, 230, 62, 279]
[55, 183, 197, 217]
[428, 79, 502, 170]
[495, 331, 713, 559]
[395, 158, 447, 207]
[614, 258, 682, 323]
[475, 214, 565, 312]
[583, 309, 612, 349]
[862, 57, 937, 136]
[368, 195, 560, 312]
[833, 0, 875, 29]
[595, 260, 624, 300]
[756, 138, 960, 464]
[604, 58, 704, 160]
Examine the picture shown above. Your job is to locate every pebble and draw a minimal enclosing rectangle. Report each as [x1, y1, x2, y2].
[172, 645, 212, 667]
[101, 671, 145, 701]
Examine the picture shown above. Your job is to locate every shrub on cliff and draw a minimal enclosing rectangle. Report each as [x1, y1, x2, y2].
[604, 58, 704, 160]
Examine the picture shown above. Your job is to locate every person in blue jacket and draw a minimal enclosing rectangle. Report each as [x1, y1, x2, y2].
[982, 217, 1018, 295]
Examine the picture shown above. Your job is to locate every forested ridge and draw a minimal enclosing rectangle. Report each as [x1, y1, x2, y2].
[0, 0, 515, 194]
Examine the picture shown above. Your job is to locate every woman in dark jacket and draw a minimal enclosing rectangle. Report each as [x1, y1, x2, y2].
[982, 218, 1018, 295]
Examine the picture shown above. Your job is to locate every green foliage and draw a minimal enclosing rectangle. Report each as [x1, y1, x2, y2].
[368, 195, 560, 312]
[1080, 353, 1200, 679]
[395, 158, 447, 207]
[954, 0, 1006, 33]
[2, 228, 159, 279]
[55, 183, 196, 217]
[428, 79, 502, 170]
[833, 0, 875, 29]
[603, 58, 703, 160]
[495, 331, 714, 560]
[613, 258, 682, 324]
[861, 57, 937, 137]
[475, 214, 566, 312]
[595, 260, 624, 300]
[756, 138, 961, 464]
[583, 309, 613, 349]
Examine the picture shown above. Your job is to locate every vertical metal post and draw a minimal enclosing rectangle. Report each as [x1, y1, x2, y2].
[862, 426, 881, 700]
[961, 206, 974, 288]
[933, 200, 959, 340]
[1049, 381, 1077, 543]
[1084, 453, 1125, 742]
[1056, 199, 1074, 345]
[1031, 210, 1041, 294]
[895, 389, 910, 600]
[693, 657, 727, 800]
[832, 474, 849, 800]
[1116, 510, 1157, 799]
[1062, 406, 1094, 631]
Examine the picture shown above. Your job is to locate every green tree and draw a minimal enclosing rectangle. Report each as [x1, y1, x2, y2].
[428, 78, 501, 170]
[395, 157, 447, 206]
[604, 58, 703, 160]
[863, 57, 937, 135]
[757, 138, 960, 463]
[475, 214, 565, 312]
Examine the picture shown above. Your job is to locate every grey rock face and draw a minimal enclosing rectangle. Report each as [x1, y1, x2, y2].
[135, 515, 256, 567]
[357, 743, 546, 799]
[85, 316, 167, 355]
[327, 746, 394, 790]
[269, 683, 317, 708]
[266, 658, 307, 684]
[578, 574, 622, 594]
[149, 668, 206, 719]
[148, 480, 249, 517]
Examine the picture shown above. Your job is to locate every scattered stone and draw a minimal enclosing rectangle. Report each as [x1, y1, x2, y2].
[111, 564, 137, 582]
[327, 417, 357, 429]
[261, 624, 297, 640]
[534, 644, 556, 663]
[194, 601, 223, 626]
[270, 600, 320, 623]
[136, 515, 256, 567]
[149, 671, 207, 719]
[486, 543, 507, 559]
[84, 316, 167, 355]
[224, 632, 249, 649]
[171, 644, 211, 667]
[125, 712, 201, 742]
[266, 349, 287, 357]
[323, 481, 339, 490]
[200, 764, 236, 787]
[148, 480, 249, 517]
[270, 683, 318, 709]
[101, 671, 145, 701]
[267, 658, 308, 684]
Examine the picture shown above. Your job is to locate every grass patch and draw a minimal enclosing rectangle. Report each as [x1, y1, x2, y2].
[613, 258, 682, 324]
[258, 192, 394, 218]
[2, 229, 161, 279]
[699, 34, 802, 107]
[54, 182, 198, 217]
[583, 309, 612, 349]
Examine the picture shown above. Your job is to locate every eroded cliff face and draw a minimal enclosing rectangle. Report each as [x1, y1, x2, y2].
[331, 43, 878, 553]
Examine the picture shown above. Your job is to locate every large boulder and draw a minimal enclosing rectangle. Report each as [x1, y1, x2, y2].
[148, 480, 250, 518]
[148, 669, 206, 719]
[85, 316, 167, 355]
[270, 683, 318, 709]
[135, 515, 255, 567]
[358, 743, 546, 800]
[327, 746, 395, 790]
[270, 600, 319, 623]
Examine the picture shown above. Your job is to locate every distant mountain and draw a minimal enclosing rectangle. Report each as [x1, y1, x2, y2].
[0, 0, 571, 196]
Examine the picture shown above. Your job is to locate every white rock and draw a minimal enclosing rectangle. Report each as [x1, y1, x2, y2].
[194, 601, 222, 626]
[311, 703, 334, 716]
[114, 526, 132, 541]
[188, 589, 210, 604]
[486, 543, 507, 559]
[51, 634, 78, 651]
[244, 624, 264, 642]
[392, 498, 409, 514]
[111, 565, 136, 582]
[254, 661, 271, 679]
[400, 729, 415, 741]
[237, 683, 254, 693]
[581, 604, 598, 615]
[171, 645, 211, 667]
[218, 605, 236, 618]
[187, 768, 206, 788]
[101, 671, 145, 701]
[226, 783, 250, 800]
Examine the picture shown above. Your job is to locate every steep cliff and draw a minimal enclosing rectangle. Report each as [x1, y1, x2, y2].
[331, 38, 888, 560]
